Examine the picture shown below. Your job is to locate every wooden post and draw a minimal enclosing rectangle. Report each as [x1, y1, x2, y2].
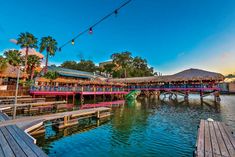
[200, 90, 203, 102]
[66, 95, 68, 103]
[64, 116, 68, 126]
[72, 94, 75, 105]
[97, 110, 100, 119]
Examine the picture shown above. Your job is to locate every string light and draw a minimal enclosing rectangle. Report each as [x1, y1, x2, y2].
[114, 9, 118, 16]
[89, 27, 93, 34]
[58, 0, 132, 50]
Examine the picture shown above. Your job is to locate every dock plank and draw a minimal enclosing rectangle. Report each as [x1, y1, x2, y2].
[213, 121, 230, 157]
[0, 127, 27, 157]
[0, 129, 15, 157]
[209, 121, 221, 155]
[196, 120, 235, 157]
[221, 123, 235, 149]
[11, 125, 48, 157]
[0, 112, 48, 157]
[204, 121, 213, 157]
[197, 120, 205, 157]
[6, 126, 37, 157]
[217, 122, 235, 157]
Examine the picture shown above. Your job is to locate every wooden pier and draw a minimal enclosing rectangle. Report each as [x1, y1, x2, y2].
[0, 107, 111, 129]
[195, 120, 235, 157]
[0, 112, 48, 157]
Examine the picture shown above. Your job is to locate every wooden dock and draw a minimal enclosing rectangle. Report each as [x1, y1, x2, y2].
[0, 112, 48, 157]
[195, 120, 235, 157]
[0, 107, 111, 128]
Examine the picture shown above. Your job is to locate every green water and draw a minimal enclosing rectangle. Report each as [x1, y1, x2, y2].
[34, 95, 235, 157]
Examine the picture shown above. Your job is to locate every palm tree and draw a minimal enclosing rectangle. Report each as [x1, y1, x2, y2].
[17, 32, 38, 70]
[39, 36, 58, 73]
[4, 49, 22, 67]
[27, 55, 41, 79]
[0, 56, 7, 72]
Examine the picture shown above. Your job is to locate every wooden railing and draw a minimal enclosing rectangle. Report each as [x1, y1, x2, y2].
[30, 86, 125, 92]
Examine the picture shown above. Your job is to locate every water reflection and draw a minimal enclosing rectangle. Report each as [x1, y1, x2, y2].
[34, 95, 235, 157]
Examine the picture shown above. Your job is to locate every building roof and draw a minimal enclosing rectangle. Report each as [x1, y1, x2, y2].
[109, 68, 224, 83]
[0, 64, 28, 78]
[45, 66, 106, 80]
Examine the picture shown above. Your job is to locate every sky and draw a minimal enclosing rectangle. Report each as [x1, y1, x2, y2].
[0, 0, 235, 75]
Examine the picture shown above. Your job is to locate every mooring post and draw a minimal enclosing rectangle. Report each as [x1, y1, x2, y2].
[97, 110, 100, 119]
[200, 90, 203, 102]
[184, 91, 189, 101]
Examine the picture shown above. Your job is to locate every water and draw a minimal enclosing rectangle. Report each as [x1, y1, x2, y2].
[34, 95, 235, 157]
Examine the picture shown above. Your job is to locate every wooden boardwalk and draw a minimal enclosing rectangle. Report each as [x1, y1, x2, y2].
[0, 107, 111, 127]
[195, 120, 235, 157]
[0, 112, 48, 157]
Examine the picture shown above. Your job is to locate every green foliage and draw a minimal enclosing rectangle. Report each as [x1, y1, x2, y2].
[17, 32, 38, 49]
[19, 80, 34, 87]
[226, 74, 235, 78]
[27, 55, 41, 79]
[4, 49, 22, 67]
[59, 52, 154, 78]
[27, 55, 41, 68]
[61, 61, 77, 70]
[44, 71, 59, 80]
[39, 36, 58, 71]
[61, 60, 97, 72]
[109, 52, 154, 78]
[0, 56, 7, 72]
[17, 32, 38, 71]
[39, 36, 57, 56]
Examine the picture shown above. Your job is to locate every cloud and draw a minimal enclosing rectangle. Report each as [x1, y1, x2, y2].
[9, 39, 18, 44]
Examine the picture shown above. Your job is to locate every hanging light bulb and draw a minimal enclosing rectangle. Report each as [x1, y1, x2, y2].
[114, 9, 118, 15]
[89, 27, 93, 34]
[71, 39, 75, 45]
[114, 9, 118, 16]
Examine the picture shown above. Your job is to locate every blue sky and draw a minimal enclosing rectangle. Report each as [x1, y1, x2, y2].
[1, 0, 235, 75]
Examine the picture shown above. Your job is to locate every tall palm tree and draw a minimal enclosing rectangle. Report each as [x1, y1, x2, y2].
[17, 32, 38, 70]
[4, 49, 22, 67]
[27, 55, 41, 79]
[39, 36, 58, 73]
[0, 56, 7, 72]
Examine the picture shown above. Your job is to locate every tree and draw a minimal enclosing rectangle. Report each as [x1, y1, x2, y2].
[76, 60, 97, 72]
[60, 60, 98, 72]
[131, 57, 154, 77]
[4, 49, 22, 67]
[111, 52, 133, 78]
[17, 32, 38, 70]
[103, 63, 116, 74]
[0, 56, 7, 72]
[44, 71, 58, 80]
[27, 55, 41, 79]
[40, 36, 58, 73]
[61, 61, 78, 70]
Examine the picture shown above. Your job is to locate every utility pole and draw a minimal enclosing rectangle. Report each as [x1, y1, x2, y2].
[13, 67, 20, 119]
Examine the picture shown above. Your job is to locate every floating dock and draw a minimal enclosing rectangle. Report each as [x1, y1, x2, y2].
[0, 107, 111, 129]
[195, 119, 235, 157]
[0, 112, 48, 157]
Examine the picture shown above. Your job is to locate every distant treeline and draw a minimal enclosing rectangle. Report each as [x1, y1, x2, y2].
[59, 51, 157, 78]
